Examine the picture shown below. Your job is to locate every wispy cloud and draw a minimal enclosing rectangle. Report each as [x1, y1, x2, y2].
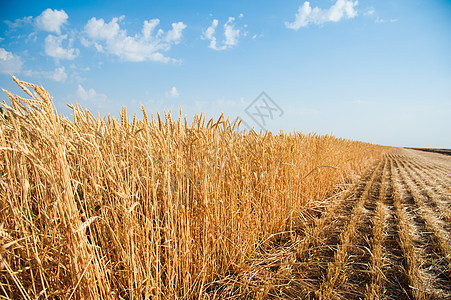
[285, 0, 358, 30]
[363, 7, 398, 24]
[35, 9, 68, 35]
[165, 86, 180, 98]
[44, 34, 79, 60]
[202, 16, 243, 51]
[21, 66, 69, 83]
[0, 48, 23, 74]
[83, 16, 186, 62]
[375, 17, 398, 23]
[364, 7, 375, 16]
[4, 16, 33, 30]
[26, 32, 38, 43]
[50, 66, 67, 82]
[77, 84, 107, 102]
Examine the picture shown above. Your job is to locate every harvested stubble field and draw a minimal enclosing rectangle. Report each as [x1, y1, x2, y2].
[0, 78, 450, 299]
[408, 148, 451, 157]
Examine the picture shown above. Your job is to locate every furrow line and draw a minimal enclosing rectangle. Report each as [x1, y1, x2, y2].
[293, 161, 381, 295]
[317, 160, 384, 299]
[403, 156, 451, 189]
[405, 149, 451, 174]
[407, 166, 451, 194]
[395, 159, 451, 287]
[390, 157, 427, 299]
[392, 158, 450, 299]
[392, 151, 450, 188]
[401, 158, 451, 227]
[379, 156, 410, 299]
[365, 156, 388, 300]
[410, 159, 451, 175]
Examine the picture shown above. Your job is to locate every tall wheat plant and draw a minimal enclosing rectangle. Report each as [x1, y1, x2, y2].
[0, 77, 385, 299]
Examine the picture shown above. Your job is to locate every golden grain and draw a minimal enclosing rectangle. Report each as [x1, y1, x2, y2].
[0, 78, 386, 299]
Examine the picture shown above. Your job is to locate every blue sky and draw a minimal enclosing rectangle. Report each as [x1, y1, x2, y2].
[1, 0, 450, 147]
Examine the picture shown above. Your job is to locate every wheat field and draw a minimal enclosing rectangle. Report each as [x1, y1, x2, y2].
[1, 77, 393, 299]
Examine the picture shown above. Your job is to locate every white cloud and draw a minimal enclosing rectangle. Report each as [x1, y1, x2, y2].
[70, 63, 90, 71]
[77, 85, 108, 103]
[202, 17, 243, 51]
[35, 8, 68, 34]
[4, 16, 33, 30]
[375, 17, 398, 23]
[204, 19, 218, 40]
[44, 34, 79, 60]
[202, 20, 221, 50]
[85, 16, 123, 41]
[49, 66, 67, 82]
[165, 22, 186, 43]
[251, 33, 264, 40]
[0, 48, 23, 74]
[21, 69, 39, 77]
[165, 86, 179, 98]
[83, 16, 186, 62]
[285, 0, 358, 30]
[22, 66, 69, 82]
[0, 37, 4, 42]
[26, 32, 38, 43]
[362, 7, 397, 24]
[364, 7, 375, 16]
[224, 17, 240, 47]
